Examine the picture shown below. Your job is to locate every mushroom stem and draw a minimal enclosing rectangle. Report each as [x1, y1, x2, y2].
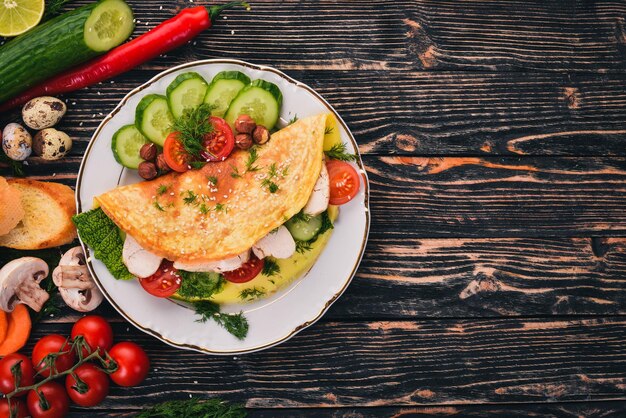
[52, 265, 93, 290]
[15, 279, 50, 312]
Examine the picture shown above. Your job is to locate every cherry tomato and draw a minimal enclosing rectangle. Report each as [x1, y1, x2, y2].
[0, 354, 34, 397]
[163, 132, 191, 172]
[65, 363, 109, 407]
[326, 160, 360, 205]
[108, 342, 150, 387]
[71, 316, 114, 356]
[0, 399, 28, 418]
[139, 260, 182, 298]
[32, 335, 76, 378]
[26, 381, 69, 418]
[223, 254, 265, 284]
[201, 116, 235, 162]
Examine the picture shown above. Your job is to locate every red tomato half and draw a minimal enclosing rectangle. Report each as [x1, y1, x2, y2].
[26, 382, 69, 418]
[201, 116, 235, 162]
[108, 342, 150, 387]
[223, 254, 265, 284]
[0, 399, 28, 418]
[32, 335, 76, 378]
[0, 354, 34, 397]
[65, 363, 109, 407]
[163, 132, 191, 172]
[139, 260, 181, 298]
[71, 315, 114, 356]
[326, 160, 360, 205]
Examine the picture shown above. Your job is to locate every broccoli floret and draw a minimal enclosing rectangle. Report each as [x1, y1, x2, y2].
[72, 208, 133, 281]
[178, 271, 225, 298]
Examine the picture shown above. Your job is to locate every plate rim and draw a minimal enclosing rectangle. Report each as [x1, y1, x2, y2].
[75, 58, 370, 355]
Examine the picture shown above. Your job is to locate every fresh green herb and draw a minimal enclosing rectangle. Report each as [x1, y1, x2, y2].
[324, 142, 357, 162]
[157, 184, 169, 195]
[230, 165, 242, 179]
[193, 301, 249, 340]
[215, 203, 227, 213]
[282, 165, 290, 177]
[239, 287, 265, 301]
[291, 210, 312, 223]
[261, 179, 279, 193]
[317, 210, 334, 237]
[199, 203, 210, 214]
[171, 104, 215, 159]
[183, 190, 198, 205]
[189, 161, 206, 170]
[262, 258, 280, 277]
[245, 147, 261, 172]
[324, 126, 334, 135]
[0, 153, 25, 177]
[268, 163, 278, 178]
[294, 211, 334, 254]
[178, 271, 224, 299]
[72, 208, 133, 280]
[207, 176, 218, 185]
[153, 201, 165, 212]
[287, 115, 298, 125]
[295, 240, 313, 253]
[135, 398, 246, 418]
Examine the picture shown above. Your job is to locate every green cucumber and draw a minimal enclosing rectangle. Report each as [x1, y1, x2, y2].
[224, 79, 283, 129]
[203, 71, 251, 117]
[111, 124, 150, 169]
[285, 214, 323, 242]
[135, 94, 174, 146]
[0, 0, 134, 103]
[166, 72, 209, 119]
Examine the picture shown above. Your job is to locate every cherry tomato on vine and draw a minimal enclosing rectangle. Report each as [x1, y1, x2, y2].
[326, 160, 361, 205]
[26, 381, 69, 418]
[223, 254, 264, 284]
[65, 363, 109, 407]
[32, 335, 76, 378]
[108, 342, 150, 387]
[71, 316, 114, 356]
[0, 398, 28, 418]
[0, 353, 34, 396]
[138, 260, 182, 298]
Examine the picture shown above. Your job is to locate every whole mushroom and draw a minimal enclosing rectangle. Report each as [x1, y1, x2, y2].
[52, 246, 103, 312]
[33, 128, 72, 161]
[2, 123, 32, 161]
[0, 257, 50, 312]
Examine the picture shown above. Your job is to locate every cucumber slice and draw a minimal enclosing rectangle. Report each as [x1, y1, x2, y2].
[135, 94, 174, 146]
[224, 79, 283, 130]
[285, 214, 323, 242]
[166, 72, 209, 119]
[84, 0, 134, 52]
[203, 71, 251, 117]
[111, 124, 150, 169]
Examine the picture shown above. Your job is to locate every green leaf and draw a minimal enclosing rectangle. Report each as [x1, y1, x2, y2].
[135, 398, 246, 418]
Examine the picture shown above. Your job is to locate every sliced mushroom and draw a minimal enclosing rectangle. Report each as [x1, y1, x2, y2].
[0, 257, 50, 312]
[53, 246, 103, 312]
[252, 226, 296, 259]
[174, 250, 250, 273]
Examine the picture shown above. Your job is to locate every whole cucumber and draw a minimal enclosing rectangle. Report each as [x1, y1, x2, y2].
[0, 0, 134, 104]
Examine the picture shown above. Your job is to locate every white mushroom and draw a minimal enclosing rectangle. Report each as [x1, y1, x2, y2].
[53, 246, 103, 312]
[303, 162, 330, 216]
[0, 257, 50, 312]
[2, 123, 32, 161]
[252, 226, 296, 259]
[174, 250, 250, 273]
[122, 235, 163, 278]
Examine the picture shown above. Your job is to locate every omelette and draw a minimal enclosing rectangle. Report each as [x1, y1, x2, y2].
[96, 113, 329, 264]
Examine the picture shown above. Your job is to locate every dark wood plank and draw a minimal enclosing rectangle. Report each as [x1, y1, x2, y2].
[68, 401, 626, 417]
[21, 318, 626, 408]
[4, 71, 626, 158]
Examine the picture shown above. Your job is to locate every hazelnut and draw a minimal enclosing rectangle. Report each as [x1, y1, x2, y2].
[252, 125, 270, 144]
[156, 153, 171, 172]
[234, 114, 256, 134]
[235, 133, 253, 150]
[140, 143, 157, 161]
[138, 161, 157, 180]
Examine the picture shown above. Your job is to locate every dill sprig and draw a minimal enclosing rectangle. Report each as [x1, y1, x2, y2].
[261, 178, 279, 193]
[325, 142, 357, 162]
[171, 104, 214, 159]
[0, 153, 25, 177]
[239, 287, 265, 301]
[324, 126, 334, 135]
[193, 301, 249, 340]
[245, 147, 261, 172]
[295, 240, 313, 253]
[287, 115, 298, 125]
[153, 201, 165, 212]
[262, 258, 280, 276]
[135, 398, 246, 418]
[291, 210, 312, 223]
[182, 190, 198, 205]
[157, 184, 169, 195]
[207, 176, 218, 185]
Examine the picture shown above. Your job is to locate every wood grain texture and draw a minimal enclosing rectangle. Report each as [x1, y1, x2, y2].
[21, 318, 626, 409]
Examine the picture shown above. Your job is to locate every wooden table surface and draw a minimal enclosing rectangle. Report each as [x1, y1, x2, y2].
[2, 0, 626, 416]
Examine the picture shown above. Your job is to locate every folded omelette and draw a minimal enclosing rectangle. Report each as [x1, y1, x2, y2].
[96, 114, 328, 263]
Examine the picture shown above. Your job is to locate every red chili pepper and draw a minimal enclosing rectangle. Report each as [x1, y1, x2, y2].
[0, 2, 249, 112]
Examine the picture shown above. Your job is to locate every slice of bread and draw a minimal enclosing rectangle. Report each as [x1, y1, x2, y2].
[0, 179, 77, 249]
[0, 177, 25, 236]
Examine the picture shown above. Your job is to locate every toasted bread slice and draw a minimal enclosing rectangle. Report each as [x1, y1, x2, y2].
[0, 179, 77, 249]
[0, 177, 25, 236]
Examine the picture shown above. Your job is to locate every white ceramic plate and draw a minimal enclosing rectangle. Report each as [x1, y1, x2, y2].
[76, 59, 370, 355]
